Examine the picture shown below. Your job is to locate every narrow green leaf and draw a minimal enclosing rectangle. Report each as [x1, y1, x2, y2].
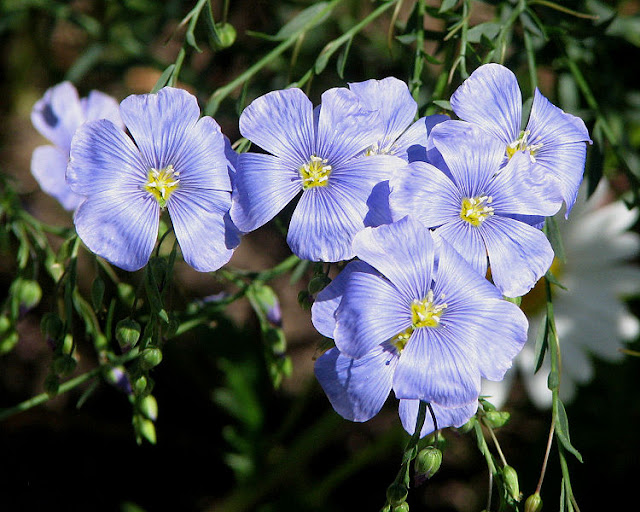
[439, 0, 458, 13]
[432, 99, 452, 111]
[533, 314, 549, 373]
[151, 64, 176, 93]
[555, 400, 584, 462]
[275, 2, 331, 41]
[545, 215, 566, 263]
[336, 35, 354, 78]
[466, 22, 501, 43]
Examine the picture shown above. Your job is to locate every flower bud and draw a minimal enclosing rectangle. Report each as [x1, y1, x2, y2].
[0, 330, 18, 354]
[0, 315, 11, 335]
[297, 290, 314, 310]
[140, 348, 163, 370]
[308, 275, 331, 295]
[133, 375, 148, 395]
[502, 465, 521, 502]
[392, 503, 409, 512]
[134, 415, 156, 444]
[483, 410, 510, 429]
[456, 415, 476, 433]
[524, 492, 543, 512]
[139, 394, 158, 421]
[40, 312, 63, 343]
[15, 279, 42, 312]
[106, 366, 132, 394]
[386, 482, 408, 506]
[44, 373, 60, 397]
[216, 22, 236, 48]
[116, 318, 141, 348]
[414, 446, 442, 483]
[53, 354, 77, 376]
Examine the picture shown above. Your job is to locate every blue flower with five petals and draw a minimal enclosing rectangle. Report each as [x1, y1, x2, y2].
[312, 217, 528, 434]
[230, 86, 406, 262]
[67, 87, 239, 272]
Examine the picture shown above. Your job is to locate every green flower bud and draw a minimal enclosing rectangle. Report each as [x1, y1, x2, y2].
[94, 333, 108, 352]
[380, 505, 392, 512]
[133, 375, 148, 395]
[502, 465, 521, 502]
[115, 318, 141, 348]
[0, 330, 19, 354]
[483, 410, 510, 429]
[53, 354, 77, 376]
[134, 415, 156, 444]
[414, 446, 442, 482]
[91, 276, 105, 311]
[308, 275, 331, 295]
[140, 348, 163, 370]
[117, 283, 136, 308]
[216, 22, 236, 48]
[386, 482, 408, 506]
[15, 279, 42, 311]
[61, 333, 74, 354]
[524, 492, 543, 512]
[44, 373, 60, 397]
[297, 290, 313, 310]
[0, 315, 11, 335]
[40, 312, 64, 342]
[138, 394, 158, 421]
[456, 415, 476, 433]
[392, 503, 409, 512]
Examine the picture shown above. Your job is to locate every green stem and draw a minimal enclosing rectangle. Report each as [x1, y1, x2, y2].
[0, 349, 140, 422]
[204, 0, 344, 116]
[529, 0, 598, 20]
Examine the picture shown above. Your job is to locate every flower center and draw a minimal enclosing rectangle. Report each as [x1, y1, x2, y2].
[506, 130, 543, 162]
[145, 165, 180, 208]
[389, 290, 447, 353]
[299, 156, 332, 189]
[460, 196, 494, 227]
[411, 290, 447, 328]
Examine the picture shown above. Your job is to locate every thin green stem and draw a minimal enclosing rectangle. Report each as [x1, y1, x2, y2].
[204, 0, 345, 116]
[0, 349, 140, 422]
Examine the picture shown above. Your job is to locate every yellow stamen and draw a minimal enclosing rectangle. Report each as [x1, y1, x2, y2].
[411, 290, 447, 328]
[299, 156, 332, 189]
[460, 196, 494, 227]
[145, 165, 180, 208]
[506, 130, 544, 162]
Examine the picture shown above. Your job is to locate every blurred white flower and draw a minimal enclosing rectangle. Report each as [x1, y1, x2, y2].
[483, 179, 640, 408]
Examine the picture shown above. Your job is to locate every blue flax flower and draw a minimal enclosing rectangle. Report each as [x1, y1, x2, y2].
[230, 87, 405, 262]
[389, 121, 560, 297]
[346, 77, 450, 227]
[31, 81, 122, 210]
[450, 63, 592, 214]
[312, 217, 527, 434]
[67, 87, 238, 272]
